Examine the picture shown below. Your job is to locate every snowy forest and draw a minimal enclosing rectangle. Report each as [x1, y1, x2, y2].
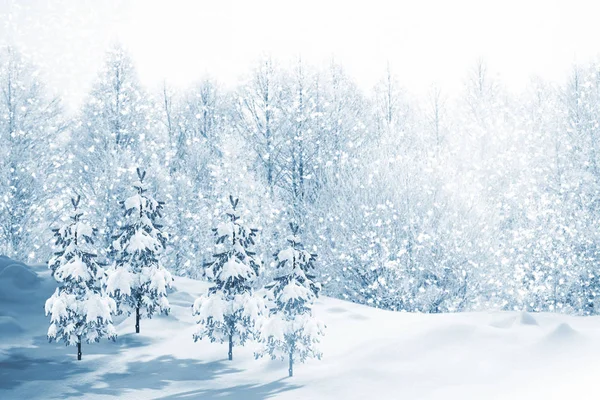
[5, 0, 600, 396]
[3, 42, 600, 317]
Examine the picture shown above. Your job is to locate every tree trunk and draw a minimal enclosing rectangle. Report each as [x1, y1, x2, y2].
[288, 350, 293, 377]
[77, 338, 82, 361]
[135, 307, 140, 334]
[228, 334, 233, 361]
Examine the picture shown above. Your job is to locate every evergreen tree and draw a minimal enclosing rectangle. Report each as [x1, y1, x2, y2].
[72, 44, 154, 253]
[45, 195, 116, 360]
[193, 196, 265, 360]
[107, 168, 173, 333]
[256, 223, 325, 377]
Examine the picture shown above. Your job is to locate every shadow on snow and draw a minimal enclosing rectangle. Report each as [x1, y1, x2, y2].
[0, 351, 92, 391]
[66, 355, 243, 398]
[1, 332, 302, 399]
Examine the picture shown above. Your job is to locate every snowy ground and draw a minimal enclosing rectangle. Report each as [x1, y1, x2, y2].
[2, 258, 600, 399]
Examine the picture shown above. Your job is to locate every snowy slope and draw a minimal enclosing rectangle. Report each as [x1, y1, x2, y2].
[2, 263, 600, 399]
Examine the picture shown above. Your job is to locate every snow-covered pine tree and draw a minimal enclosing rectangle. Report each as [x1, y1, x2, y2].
[257, 222, 325, 377]
[193, 196, 265, 360]
[45, 195, 116, 360]
[107, 168, 173, 333]
[73, 44, 152, 254]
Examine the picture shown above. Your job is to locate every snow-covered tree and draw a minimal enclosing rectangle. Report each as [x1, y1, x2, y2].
[107, 168, 173, 333]
[72, 43, 157, 252]
[257, 223, 325, 377]
[159, 79, 222, 277]
[278, 58, 322, 212]
[45, 195, 116, 360]
[234, 57, 287, 192]
[193, 196, 265, 360]
[0, 46, 64, 262]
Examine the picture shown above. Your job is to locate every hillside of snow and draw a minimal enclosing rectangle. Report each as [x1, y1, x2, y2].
[2, 259, 600, 400]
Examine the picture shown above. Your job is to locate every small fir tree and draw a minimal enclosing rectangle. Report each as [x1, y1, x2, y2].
[45, 195, 116, 360]
[193, 196, 265, 360]
[256, 223, 325, 377]
[107, 168, 173, 333]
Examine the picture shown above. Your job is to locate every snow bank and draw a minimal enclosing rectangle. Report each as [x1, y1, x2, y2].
[545, 322, 579, 342]
[518, 311, 539, 326]
[0, 257, 40, 300]
[0, 257, 56, 344]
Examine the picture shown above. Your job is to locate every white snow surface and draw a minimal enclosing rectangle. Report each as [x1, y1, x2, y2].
[3, 264, 600, 399]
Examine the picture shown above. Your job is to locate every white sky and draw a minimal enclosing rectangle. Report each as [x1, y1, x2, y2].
[2, 0, 600, 109]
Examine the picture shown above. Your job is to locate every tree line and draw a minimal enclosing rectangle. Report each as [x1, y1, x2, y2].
[3, 43, 600, 315]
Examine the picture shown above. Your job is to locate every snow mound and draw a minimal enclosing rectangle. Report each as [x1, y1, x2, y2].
[489, 311, 538, 328]
[518, 311, 538, 326]
[168, 291, 196, 306]
[0, 256, 55, 336]
[0, 255, 16, 270]
[489, 314, 516, 329]
[545, 323, 579, 342]
[0, 260, 40, 300]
